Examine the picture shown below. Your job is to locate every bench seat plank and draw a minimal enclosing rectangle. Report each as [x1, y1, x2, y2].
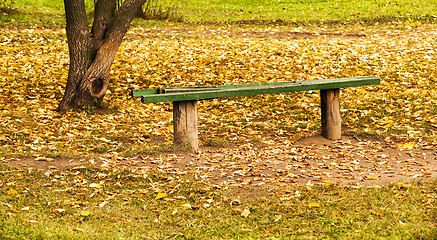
[133, 76, 380, 103]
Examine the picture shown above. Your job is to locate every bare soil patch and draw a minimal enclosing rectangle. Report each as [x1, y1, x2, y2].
[5, 135, 436, 187]
[126, 27, 368, 41]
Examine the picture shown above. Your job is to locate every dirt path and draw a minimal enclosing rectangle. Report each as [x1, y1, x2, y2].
[128, 27, 368, 40]
[5, 135, 436, 187]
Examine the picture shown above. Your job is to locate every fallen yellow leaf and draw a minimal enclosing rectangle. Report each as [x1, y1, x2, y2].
[396, 182, 412, 189]
[80, 210, 92, 217]
[308, 203, 322, 208]
[155, 192, 168, 200]
[230, 199, 241, 206]
[181, 203, 192, 209]
[9, 208, 20, 213]
[89, 183, 102, 188]
[6, 189, 17, 195]
[286, 173, 298, 178]
[35, 156, 54, 162]
[241, 208, 251, 218]
[274, 215, 282, 222]
[365, 176, 381, 180]
[241, 228, 253, 232]
[53, 209, 66, 214]
[369, 209, 384, 217]
[23, 219, 37, 223]
[401, 143, 415, 150]
[21, 206, 30, 211]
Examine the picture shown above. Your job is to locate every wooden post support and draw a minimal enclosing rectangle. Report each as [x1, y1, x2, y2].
[320, 89, 341, 140]
[173, 100, 199, 151]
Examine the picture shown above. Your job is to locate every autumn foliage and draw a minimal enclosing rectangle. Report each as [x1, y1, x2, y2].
[1, 25, 436, 158]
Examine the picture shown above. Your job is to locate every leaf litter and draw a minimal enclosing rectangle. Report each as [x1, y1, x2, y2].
[0, 25, 437, 189]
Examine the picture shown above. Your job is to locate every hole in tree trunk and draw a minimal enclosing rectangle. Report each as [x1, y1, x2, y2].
[90, 77, 108, 98]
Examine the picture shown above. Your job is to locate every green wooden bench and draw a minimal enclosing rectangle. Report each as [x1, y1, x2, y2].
[132, 76, 380, 151]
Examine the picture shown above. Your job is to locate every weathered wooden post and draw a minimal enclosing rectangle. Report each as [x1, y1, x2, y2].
[320, 89, 341, 140]
[173, 100, 199, 151]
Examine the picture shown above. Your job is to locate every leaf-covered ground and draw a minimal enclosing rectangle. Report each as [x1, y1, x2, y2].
[0, 25, 436, 187]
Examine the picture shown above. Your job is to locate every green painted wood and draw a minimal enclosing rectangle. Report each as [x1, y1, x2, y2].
[131, 76, 378, 98]
[132, 76, 380, 103]
[164, 87, 219, 93]
[131, 88, 159, 97]
[132, 79, 300, 97]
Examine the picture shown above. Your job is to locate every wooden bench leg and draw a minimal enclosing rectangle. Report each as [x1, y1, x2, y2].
[320, 89, 341, 140]
[173, 100, 199, 151]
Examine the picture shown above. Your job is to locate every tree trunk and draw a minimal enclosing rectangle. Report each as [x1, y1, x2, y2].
[57, 0, 147, 112]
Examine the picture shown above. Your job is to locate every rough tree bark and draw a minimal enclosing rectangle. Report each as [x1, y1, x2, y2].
[57, 0, 147, 112]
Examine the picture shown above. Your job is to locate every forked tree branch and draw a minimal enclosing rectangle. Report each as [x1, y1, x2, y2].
[91, 0, 116, 53]
[79, 0, 148, 98]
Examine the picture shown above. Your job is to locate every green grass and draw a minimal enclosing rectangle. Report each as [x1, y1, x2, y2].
[1, 0, 64, 26]
[1, 0, 437, 27]
[0, 163, 436, 239]
[183, 0, 437, 24]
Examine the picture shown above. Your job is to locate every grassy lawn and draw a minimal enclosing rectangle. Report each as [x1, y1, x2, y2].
[182, 0, 437, 24]
[1, 0, 437, 27]
[0, 0, 437, 239]
[1, 164, 436, 239]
